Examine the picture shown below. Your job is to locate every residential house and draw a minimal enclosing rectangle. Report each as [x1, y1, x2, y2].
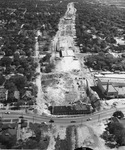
[0, 123, 17, 140]
[14, 90, 20, 100]
[0, 86, 8, 101]
[0, 66, 5, 73]
[22, 90, 32, 100]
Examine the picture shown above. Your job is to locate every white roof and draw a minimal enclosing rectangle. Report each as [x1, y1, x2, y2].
[55, 57, 81, 72]
[95, 74, 125, 79]
[67, 49, 74, 56]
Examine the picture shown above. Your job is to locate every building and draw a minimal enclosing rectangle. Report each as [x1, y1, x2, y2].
[14, 90, 20, 100]
[97, 78, 118, 98]
[75, 147, 93, 150]
[49, 104, 91, 115]
[96, 74, 125, 98]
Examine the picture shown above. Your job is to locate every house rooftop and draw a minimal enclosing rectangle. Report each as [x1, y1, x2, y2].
[0, 86, 7, 90]
[8, 129, 17, 136]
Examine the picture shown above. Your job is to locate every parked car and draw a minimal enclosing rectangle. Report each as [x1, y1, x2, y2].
[86, 118, 92, 121]
[70, 120, 76, 123]
[28, 107, 34, 110]
[4, 112, 10, 114]
[42, 122, 47, 124]
[19, 116, 24, 119]
[49, 119, 54, 123]
[0, 108, 6, 110]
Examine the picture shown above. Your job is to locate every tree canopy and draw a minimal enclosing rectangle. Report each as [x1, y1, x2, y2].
[113, 111, 124, 119]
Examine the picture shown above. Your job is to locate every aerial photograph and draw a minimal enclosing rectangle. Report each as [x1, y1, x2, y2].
[0, 0, 125, 149]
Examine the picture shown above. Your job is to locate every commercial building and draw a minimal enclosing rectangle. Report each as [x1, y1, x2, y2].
[96, 74, 125, 98]
[97, 78, 118, 98]
[49, 104, 91, 115]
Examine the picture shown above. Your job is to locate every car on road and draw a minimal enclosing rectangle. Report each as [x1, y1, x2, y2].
[4, 112, 10, 114]
[49, 119, 54, 123]
[42, 122, 47, 125]
[73, 58, 78, 60]
[19, 116, 24, 118]
[28, 107, 34, 110]
[86, 118, 92, 121]
[70, 120, 76, 123]
[0, 108, 6, 110]
[108, 117, 111, 120]
[55, 57, 61, 60]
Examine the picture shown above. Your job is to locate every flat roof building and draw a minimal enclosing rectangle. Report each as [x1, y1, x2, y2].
[96, 74, 125, 98]
[95, 73, 125, 79]
[49, 104, 91, 115]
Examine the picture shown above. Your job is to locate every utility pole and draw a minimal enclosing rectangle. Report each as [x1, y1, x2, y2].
[1, 112, 3, 119]
[114, 105, 117, 111]
[98, 114, 100, 122]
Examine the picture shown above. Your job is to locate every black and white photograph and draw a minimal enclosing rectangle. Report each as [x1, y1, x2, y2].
[0, 0, 125, 149]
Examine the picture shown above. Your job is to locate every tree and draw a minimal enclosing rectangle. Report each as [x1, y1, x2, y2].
[113, 111, 124, 119]
[101, 121, 125, 147]
[4, 49, 13, 56]
[45, 63, 54, 73]
[29, 123, 41, 142]
[4, 66, 14, 75]
[0, 134, 17, 149]
[19, 57, 28, 69]
[4, 80, 16, 91]
[0, 74, 5, 85]
[115, 129, 125, 146]
[42, 53, 51, 62]
[1, 56, 12, 67]
[107, 122, 125, 146]
[10, 75, 27, 90]
[17, 67, 24, 74]
[15, 139, 38, 149]
[108, 122, 124, 135]
[13, 53, 20, 62]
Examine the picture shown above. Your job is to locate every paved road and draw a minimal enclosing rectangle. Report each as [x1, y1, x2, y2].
[1, 106, 125, 126]
[2, 3, 124, 127]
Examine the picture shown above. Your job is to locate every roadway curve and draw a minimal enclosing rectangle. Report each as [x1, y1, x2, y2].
[1, 106, 125, 126]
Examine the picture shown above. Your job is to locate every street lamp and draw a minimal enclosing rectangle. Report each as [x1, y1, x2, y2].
[25, 102, 27, 113]
[1, 112, 3, 120]
[33, 116, 34, 123]
[98, 114, 100, 122]
[81, 118, 83, 125]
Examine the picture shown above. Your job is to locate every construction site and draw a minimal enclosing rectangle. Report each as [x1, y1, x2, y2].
[39, 3, 100, 116]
